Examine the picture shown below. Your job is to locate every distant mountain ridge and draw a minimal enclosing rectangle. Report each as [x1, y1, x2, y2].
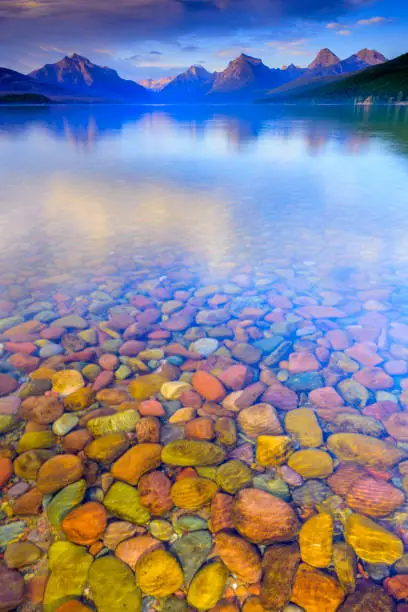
[138, 77, 173, 91]
[161, 65, 215, 101]
[0, 47, 390, 104]
[261, 52, 408, 103]
[0, 67, 99, 102]
[29, 53, 151, 102]
[262, 47, 389, 102]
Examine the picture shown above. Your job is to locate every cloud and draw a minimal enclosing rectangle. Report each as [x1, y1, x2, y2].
[39, 44, 65, 53]
[337, 29, 351, 35]
[0, 0, 380, 46]
[149, 50, 163, 55]
[326, 21, 343, 29]
[217, 46, 252, 58]
[182, 44, 199, 52]
[268, 38, 307, 48]
[357, 16, 392, 26]
[267, 38, 309, 56]
[94, 48, 114, 55]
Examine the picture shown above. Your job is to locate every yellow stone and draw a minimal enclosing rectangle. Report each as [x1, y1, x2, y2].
[135, 549, 183, 597]
[171, 477, 218, 510]
[162, 440, 225, 466]
[256, 436, 294, 467]
[169, 407, 196, 424]
[17, 431, 56, 454]
[87, 409, 140, 437]
[138, 349, 164, 361]
[285, 408, 322, 448]
[160, 381, 192, 400]
[345, 513, 403, 564]
[216, 460, 252, 494]
[29, 367, 56, 380]
[196, 466, 217, 480]
[43, 541, 93, 612]
[129, 374, 167, 401]
[288, 449, 333, 479]
[88, 555, 142, 612]
[333, 542, 357, 594]
[299, 513, 333, 568]
[292, 563, 345, 612]
[85, 433, 129, 464]
[52, 370, 85, 397]
[327, 433, 405, 470]
[127, 358, 150, 373]
[64, 388, 94, 411]
[187, 561, 228, 610]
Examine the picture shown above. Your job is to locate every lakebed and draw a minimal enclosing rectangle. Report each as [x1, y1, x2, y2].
[1, 105, 408, 611]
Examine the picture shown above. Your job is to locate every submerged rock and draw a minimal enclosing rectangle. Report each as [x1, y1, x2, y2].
[260, 544, 300, 610]
[89, 555, 142, 612]
[171, 530, 213, 585]
[162, 440, 225, 466]
[135, 549, 184, 598]
[232, 488, 298, 544]
[345, 513, 403, 565]
[103, 481, 150, 524]
[187, 561, 229, 610]
[292, 563, 345, 612]
[43, 541, 93, 611]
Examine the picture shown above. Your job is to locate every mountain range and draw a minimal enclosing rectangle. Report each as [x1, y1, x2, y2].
[262, 52, 408, 104]
[0, 47, 393, 105]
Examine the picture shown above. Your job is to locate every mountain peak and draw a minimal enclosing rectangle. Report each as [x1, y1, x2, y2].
[308, 48, 340, 70]
[67, 53, 91, 63]
[234, 53, 263, 65]
[29, 53, 150, 101]
[356, 48, 387, 65]
[186, 65, 212, 78]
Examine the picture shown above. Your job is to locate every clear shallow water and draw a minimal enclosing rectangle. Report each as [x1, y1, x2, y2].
[1, 104, 408, 278]
[2, 105, 408, 610]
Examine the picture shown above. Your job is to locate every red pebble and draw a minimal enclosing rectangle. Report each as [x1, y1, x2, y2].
[92, 370, 114, 392]
[138, 400, 165, 417]
[0, 457, 13, 487]
[4, 342, 36, 355]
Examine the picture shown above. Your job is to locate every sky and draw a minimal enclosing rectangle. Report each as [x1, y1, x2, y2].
[1, 0, 407, 81]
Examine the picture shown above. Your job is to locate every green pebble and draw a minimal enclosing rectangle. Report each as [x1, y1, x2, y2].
[47, 480, 87, 528]
[87, 409, 140, 437]
[0, 414, 18, 433]
[253, 475, 291, 501]
[19, 379, 52, 399]
[170, 530, 212, 585]
[43, 541, 93, 612]
[82, 364, 101, 381]
[173, 515, 208, 533]
[149, 520, 174, 541]
[115, 365, 132, 380]
[101, 339, 122, 353]
[167, 356, 184, 366]
[88, 556, 142, 612]
[0, 521, 26, 546]
[104, 482, 150, 525]
[0, 316, 24, 333]
[52, 414, 79, 436]
[17, 431, 56, 454]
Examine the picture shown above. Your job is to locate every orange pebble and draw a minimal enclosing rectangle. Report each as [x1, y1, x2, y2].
[24, 575, 48, 604]
[89, 541, 104, 556]
[248, 584, 261, 596]
[176, 467, 198, 481]
[366, 467, 392, 481]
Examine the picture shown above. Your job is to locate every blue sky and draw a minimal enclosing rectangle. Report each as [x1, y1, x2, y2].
[0, 0, 406, 80]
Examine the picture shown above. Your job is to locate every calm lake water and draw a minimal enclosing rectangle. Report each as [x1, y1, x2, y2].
[1, 104, 408, 278]
[2, 105, 408, 610]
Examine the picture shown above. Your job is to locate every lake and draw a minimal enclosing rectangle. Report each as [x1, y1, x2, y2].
[1, 104, 408, 610]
